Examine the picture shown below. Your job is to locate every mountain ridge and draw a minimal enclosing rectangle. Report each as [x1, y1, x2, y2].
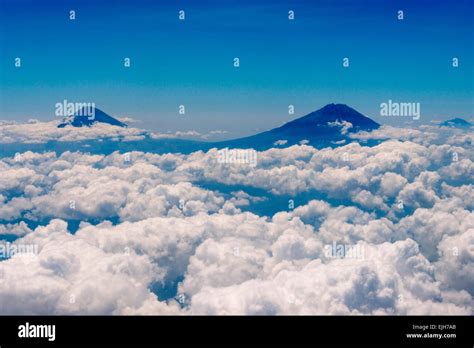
[57, 107, 127, 128]
[215, 103, 380, 150]
[440, 118, 472, 129]
[54, 103, 381, 151]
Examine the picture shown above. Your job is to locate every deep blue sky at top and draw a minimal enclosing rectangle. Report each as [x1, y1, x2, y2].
[0, 0, 473, 136]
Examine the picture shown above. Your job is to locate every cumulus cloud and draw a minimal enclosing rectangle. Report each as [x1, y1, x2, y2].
[2, 206, 470, 315]
[170, 129, 229, 140]
[0, 124, 472, 314]
[435, 228, 474, 295]
[0, 220, 179, 314]
[328, 120, 353, 135]
[273, 139, 288, 146]
[0, 221, 33, 236]
[351, 124, 472, 148]
[188, 239, 471, 315]
[0, 120, 154, 144]
[0, 151, 230, 222]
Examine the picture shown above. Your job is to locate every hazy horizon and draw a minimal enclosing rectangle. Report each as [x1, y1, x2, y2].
[1, 0, 473, 138]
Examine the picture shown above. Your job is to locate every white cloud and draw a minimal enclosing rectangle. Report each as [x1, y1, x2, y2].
[328, 120, 353, 135]
[0, 124, 473, 314]
[0, 220, 179, 314]
[273, 139, 288, 146]
[435, 228, 474, 295]
[189, 239, 471, 315]
[0, 120, 153, 144]
[172, 129, 229, 140]
[0, 221, 33, 236]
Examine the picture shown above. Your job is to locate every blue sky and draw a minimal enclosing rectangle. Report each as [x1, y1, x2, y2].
[1, 0, 473, 137]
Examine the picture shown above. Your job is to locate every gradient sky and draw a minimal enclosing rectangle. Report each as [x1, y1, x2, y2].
[1, 0, 473, 138]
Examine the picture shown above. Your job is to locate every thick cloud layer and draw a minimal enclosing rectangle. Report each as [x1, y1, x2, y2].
[0, 120, 154, 144]
[0, 124, 472, 314]
[0, 119, 228, 144]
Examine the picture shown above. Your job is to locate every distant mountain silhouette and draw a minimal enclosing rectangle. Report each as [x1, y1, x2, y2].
[0, 104, 384, 157]
[440, 118, 472, 129]
[217, 103, 380, 149]
[58, 107, 127, 128]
